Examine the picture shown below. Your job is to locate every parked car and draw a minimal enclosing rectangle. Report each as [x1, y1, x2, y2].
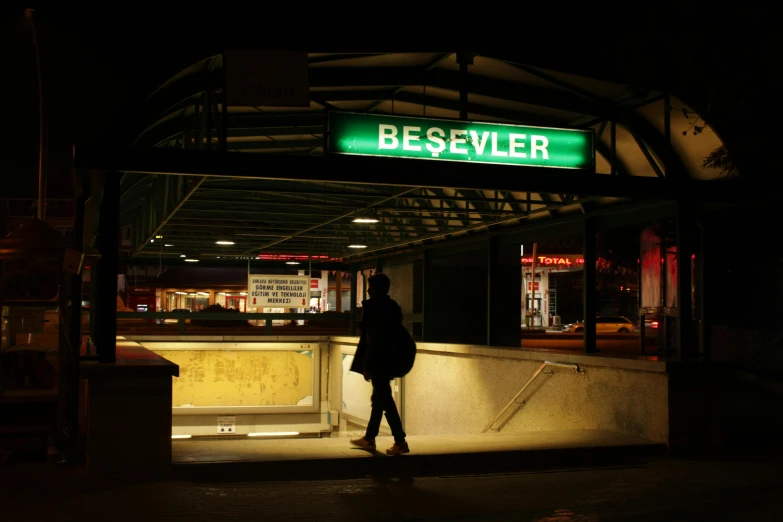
[562, 316, 636, 333]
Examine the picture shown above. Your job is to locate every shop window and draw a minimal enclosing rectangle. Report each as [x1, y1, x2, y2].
[215, 292, 247, 311]
[167, 292, 209, 311]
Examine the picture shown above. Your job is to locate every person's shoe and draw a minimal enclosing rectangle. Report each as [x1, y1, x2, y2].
[386, 441, 410, 456]
[350, 437, 376, 451]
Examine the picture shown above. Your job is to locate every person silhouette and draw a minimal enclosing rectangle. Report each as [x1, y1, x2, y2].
[349, 272, 409, 455]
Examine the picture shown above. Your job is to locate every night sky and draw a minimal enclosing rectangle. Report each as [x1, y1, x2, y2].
[0, 6, 772, 199]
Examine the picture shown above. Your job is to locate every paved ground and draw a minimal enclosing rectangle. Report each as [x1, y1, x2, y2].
[2, 457, 781, 521]
[172, 430, 660, 463]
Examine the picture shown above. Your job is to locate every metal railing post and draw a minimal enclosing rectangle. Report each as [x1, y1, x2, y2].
[482, 361, 583, 433]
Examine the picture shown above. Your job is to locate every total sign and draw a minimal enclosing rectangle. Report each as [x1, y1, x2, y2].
[328, 112, 594, 170]
[248, 275, 310, 307]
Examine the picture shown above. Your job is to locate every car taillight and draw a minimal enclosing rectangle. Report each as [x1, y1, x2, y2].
[651, 321, 659, 328]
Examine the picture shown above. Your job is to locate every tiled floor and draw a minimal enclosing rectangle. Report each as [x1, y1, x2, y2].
[172, 429, 661, 464]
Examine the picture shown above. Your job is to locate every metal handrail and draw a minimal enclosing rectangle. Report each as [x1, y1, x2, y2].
[481, 361, 584, 433]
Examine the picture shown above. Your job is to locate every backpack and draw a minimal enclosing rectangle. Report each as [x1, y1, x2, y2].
[390, 324, 417, 378]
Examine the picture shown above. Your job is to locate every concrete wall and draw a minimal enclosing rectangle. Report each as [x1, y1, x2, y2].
[331, 337, 668, 443]
[125, 335, 669, 444]
[405, 348, 668, 442]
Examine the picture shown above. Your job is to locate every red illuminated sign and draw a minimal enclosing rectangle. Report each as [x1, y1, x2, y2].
[521, 255, 584, 267]
[255, 254, 334, 261]
[311, 279, 319, 289]
[527, 282, 540, 291]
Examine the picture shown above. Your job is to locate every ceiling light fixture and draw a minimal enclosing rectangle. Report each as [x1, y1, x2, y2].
[165, 244, 174, 247]
[215, 240, 235, 245]
[180, 254, 186, 258]
[286, 261, 301, 265]
[184, 258, 199, 263]
[352, 209, 379, 223]
[348, 237, 368, 249]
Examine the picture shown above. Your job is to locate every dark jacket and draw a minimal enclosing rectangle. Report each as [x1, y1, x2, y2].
[349, 295, 403, 377]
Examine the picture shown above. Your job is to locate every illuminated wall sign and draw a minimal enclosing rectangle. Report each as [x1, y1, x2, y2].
[248, 275, 310, 307]
[328, 112, 595, 170]
[522, 255, 585, 267]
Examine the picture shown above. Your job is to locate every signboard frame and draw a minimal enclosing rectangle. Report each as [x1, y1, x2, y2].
[247, 274, 310, 309]
[327, 111, 595, 171]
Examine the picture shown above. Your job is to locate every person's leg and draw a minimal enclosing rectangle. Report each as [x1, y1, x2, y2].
[371, 377, 409, 455]
[363, 378, 386, 441]
[380, 382, 406, 444]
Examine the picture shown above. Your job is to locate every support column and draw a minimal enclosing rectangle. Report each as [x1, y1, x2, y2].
[488, 235, 521, 347]
[335, 271, 342, 312]
[59, 172, 88, 457]
[677, 200, 695, 359]
[349, 265, 357, 336]
[638, 241, 646, 355]
[697, 222, 708, 359]
[457, 51, 474, 121]
[94, 171, 120, 364]
[422, 250, 432, 342]
[583, 218, 597, 354]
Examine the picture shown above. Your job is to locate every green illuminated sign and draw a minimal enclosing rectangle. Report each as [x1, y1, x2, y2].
[327, 112, 594, 170]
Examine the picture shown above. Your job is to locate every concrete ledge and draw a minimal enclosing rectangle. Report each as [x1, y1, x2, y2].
[80, 340, 179, 478]
[416, 344, 666, 372]
[120, 334, 666, 373]
[122, 335, 329, 343]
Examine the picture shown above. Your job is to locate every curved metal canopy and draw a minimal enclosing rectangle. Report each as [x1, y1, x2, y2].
[118, 52, 725, 264]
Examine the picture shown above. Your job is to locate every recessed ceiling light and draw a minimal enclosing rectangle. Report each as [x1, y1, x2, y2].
[352, 209, 379, 223]
[184, 258, 199, 262]
[286, 261, 300, 265]
[215, 240, 235, 245]
[180, 254, 186, 258]
[348, 243, 367, 249]
[165, 244, 174, 247]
